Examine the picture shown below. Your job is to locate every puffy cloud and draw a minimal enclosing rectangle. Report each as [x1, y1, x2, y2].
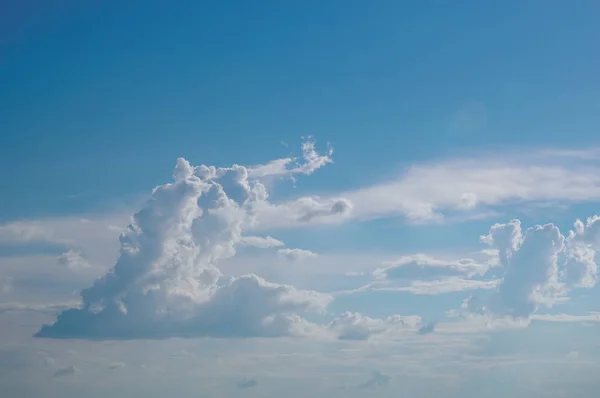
[477, 217, 599, 319]
[36, 144, 334, 340]
[328, 312, 421, 340]
[56, 250, 91, 271]
[562, 216, 600, 288]
[334, 151, 600, 223]
[278, 248, 317, 262]
[482, 220, 566, 318]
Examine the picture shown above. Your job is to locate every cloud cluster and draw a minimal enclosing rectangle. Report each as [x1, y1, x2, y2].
[337, 217, 598, 325]
[25, 142, 600, 340]
[36, 144, 336, 340]
[478, 218, 599, 319]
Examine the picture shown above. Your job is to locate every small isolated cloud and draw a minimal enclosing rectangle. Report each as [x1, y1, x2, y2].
[236, 378, 258, 389]
[358, 370, 390, 389]
[277, 248, 317, 262]
[53, 365, 79, 378]
[57, 250, 91, 271]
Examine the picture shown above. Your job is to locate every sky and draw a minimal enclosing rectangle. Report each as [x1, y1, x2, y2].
[1, 1, 600, 397]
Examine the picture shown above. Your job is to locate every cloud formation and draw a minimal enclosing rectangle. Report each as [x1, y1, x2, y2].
[338, 217, 598, 323]
[36, 144, 334, 340]
[466, 217, 600, 320]
[56, 250, 91, 272]
[337, 152, 600, 223]
[278, 248, 317, 262]
[328, 312, 421, 340]
[247, 139, 333, 179]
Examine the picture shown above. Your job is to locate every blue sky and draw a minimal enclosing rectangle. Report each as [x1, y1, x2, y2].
[1, 1, 600, 397]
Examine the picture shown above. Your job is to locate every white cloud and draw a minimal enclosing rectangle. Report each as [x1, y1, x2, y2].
[278, 248, 317, 262]
[480, 218, 599, 319]
[36, 150, 333, 340]
[0, 222, 62, 245]
[328, 312, 421, 340]
[56, 250, 91, 272]
[247, 139, 333, 179]
[0, 300, 81, 315]
[239, 236, 284, 249]
[334, 152, 600, 223]
[374, 254, 492, 280]
[377, 278, 501, 295]
[254, 196, 352, 229]
[531, 313, 600, 323]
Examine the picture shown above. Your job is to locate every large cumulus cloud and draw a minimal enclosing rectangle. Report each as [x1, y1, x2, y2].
[476, 217, 600, 319]
[36, 144, 335, 340]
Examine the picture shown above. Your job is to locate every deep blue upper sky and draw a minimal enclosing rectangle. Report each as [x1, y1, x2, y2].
[1, 0, 599, 220]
